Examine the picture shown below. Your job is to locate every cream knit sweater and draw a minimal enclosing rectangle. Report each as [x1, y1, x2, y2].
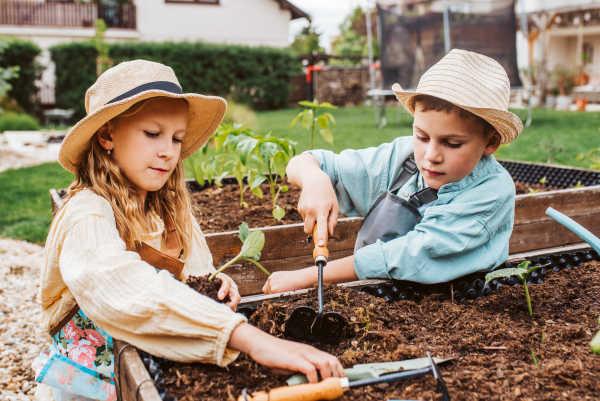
[36, 189, 246, 400]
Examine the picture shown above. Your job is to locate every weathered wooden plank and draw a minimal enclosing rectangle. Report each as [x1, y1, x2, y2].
[227, 249, 354, 296]
[114, 339, 161, 401]
[514, 186, 600, 225]
[509, 214, 600, 254]
[206, 217, 363, 264]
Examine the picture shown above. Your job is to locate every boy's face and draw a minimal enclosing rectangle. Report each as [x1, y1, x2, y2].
[412, 102, 501, 189]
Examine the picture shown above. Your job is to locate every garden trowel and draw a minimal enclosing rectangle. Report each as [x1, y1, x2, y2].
[285, 356, 455, 385]
[284, 224, 347, 344]
[238, 351, 451, 401]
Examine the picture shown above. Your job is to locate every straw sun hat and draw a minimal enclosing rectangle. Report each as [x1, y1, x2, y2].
[58, 59, 227, 173]
[392, 49, 523, 144]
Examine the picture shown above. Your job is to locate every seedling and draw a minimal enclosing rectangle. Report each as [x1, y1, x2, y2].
[209, 222, 270, 281]
[485, 260, 549, 316]
[591, 315, 600, 355]
[290, 98, 337, 150]
[530, 348, 540, 371]
[251, 134, 297, 221]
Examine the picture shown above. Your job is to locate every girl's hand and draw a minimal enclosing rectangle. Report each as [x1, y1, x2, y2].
[262, 268, 315, 295]
[228, 323, 345, 383]
[217, 275, 241, 311]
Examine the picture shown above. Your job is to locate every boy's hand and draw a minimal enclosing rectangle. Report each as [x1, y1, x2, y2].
[297, 174, 339, 246]
[217, 275, 241, 311]
[262, 269, 314, 294]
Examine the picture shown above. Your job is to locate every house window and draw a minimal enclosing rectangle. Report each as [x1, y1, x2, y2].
[165, 0, 219, 4]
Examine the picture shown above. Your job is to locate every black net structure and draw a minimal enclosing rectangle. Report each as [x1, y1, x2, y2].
[378, 2, 522, 90]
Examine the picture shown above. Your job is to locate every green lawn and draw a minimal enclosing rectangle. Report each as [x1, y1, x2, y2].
[1, 106, 599, 244]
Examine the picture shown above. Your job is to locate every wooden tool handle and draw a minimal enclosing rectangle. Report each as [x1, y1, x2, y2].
[237, 378, 344, 401]
[312, 224, 329, 261]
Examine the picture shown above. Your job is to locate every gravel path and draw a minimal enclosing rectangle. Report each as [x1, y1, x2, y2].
[0, 239, 49, 401]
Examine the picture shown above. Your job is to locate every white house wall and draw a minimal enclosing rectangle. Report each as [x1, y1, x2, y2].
[135, 0, 292, 47]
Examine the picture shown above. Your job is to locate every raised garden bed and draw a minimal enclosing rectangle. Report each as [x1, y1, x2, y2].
[51, 160, 600, 296]
[114, 244, 600, 400]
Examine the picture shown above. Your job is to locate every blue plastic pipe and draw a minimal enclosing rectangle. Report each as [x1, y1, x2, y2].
[546, 207, 600, 254]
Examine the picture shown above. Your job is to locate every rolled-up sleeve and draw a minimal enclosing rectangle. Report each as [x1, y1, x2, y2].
[59, 214, 246, 366]
[305, 137, 414, 217]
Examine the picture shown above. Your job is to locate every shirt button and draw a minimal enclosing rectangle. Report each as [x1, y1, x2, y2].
[403, 191, 409, 197]
[418, 182, 422, 188]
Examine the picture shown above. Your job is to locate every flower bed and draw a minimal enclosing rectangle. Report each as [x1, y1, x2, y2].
[115, 245, 600, 400]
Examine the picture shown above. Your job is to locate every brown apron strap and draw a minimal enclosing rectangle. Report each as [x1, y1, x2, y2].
[51, 211, 184, 337]
[49, 304, 81, 337]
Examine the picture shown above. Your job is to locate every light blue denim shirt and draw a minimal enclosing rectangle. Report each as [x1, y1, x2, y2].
[305, 136, 515, 284]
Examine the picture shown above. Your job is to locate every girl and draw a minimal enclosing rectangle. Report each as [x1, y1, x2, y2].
[33, 60, 343, 401]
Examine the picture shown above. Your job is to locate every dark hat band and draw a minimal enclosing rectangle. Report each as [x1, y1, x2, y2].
[106, 81, 183, 105]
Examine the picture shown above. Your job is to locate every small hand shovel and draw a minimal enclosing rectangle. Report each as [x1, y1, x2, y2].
[284, 224, 347, 345]
[238, 351, 451, 401]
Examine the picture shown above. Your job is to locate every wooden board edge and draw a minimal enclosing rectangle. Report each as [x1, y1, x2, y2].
[239, 244, 592, 307]
[114, 339, 162, 401]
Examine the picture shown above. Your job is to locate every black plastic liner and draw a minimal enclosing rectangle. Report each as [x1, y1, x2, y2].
[497, 160, 600, 188]
[142, 246, 597, 400]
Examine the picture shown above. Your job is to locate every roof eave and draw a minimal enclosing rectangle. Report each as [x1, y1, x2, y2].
[277, 0, 310, 20]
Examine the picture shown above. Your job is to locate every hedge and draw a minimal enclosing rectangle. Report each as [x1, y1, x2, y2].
[0, 38, 42, 114]
[0, 112, 40, 132]
[51, 41, 303, 119]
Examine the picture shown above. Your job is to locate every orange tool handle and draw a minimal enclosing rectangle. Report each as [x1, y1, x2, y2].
[237, 377, 344, 401]
[312, 223, 329, 261]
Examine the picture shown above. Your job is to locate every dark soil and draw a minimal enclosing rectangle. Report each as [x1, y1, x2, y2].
[164, 261, 600, 401]
[514, 182, 558, 195]
[191, 179, 304, 233]
[192, 180, 564, 232]
[185, 275, 230, 304]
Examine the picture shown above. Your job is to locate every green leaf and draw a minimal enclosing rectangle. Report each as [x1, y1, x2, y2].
[232, 162, 245, 185]
[214, 132, 228, 152]
[272, 151, 289, 178]
[319, 102, 337, 109]
[302, 109, 313, 129]
[236, 135, 259, 165]
[273, 205, 286, 221]
[313, 98, 319, 106]
[259, 142, 278, 161]
[323, 112, 336, 128]
[251, 185, 263, 199]
[317, 115, 329, 129]
[239, 222, 251, 243]
[250, 173, 267, 189]
[591, 330, 600, 355]
[239, 231, 265, 258]
[279, 185, 289, 193]
[320, 128, 334, 145]
[517, 261, 532, 270]
[298, 100, 315, 108]
[253, 252, 261, 261]
[290, 111, 303, 127]
[485, 268, 528, 285]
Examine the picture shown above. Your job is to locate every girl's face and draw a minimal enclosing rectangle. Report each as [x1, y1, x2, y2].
[99, 98, 189, 199]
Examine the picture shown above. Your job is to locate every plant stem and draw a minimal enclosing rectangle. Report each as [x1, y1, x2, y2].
[209, 256, 240, 281]
[530, 348, 540, 371]
[522, 277, 533, 316]
[240, 257, 271, 276]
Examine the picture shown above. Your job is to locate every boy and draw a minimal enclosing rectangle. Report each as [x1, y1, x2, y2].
[263, 49, 523, 294]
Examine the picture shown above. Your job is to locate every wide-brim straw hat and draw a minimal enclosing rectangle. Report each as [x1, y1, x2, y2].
[59, 59, 226, 173]
[392, 49, 523, 144]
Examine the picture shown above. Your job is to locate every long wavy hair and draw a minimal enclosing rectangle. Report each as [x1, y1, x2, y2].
[61, 97, 194, 257]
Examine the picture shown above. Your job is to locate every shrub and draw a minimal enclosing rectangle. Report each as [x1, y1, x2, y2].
[222, 99, 258, 129]
[0, 112, 40, 132]
[51, 41, 303, 119]
[0, 38, 43, 114]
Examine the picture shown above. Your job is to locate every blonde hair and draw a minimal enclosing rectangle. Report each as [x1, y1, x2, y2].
[60, 97, 194, 257]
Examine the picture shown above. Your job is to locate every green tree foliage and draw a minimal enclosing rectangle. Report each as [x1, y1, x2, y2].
[290, 23, 325, 56]
[332, 6, 379, 58]
[0, 38, 42, 114]
[51, 41, 302, 118]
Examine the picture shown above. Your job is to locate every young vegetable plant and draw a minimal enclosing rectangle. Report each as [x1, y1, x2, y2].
[251, 134, 297, 222]
[591, 315, 600, 355]
[485, 260, 549, 316]
[290, 98, 337, 150]
[209, 222, 270, 281]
